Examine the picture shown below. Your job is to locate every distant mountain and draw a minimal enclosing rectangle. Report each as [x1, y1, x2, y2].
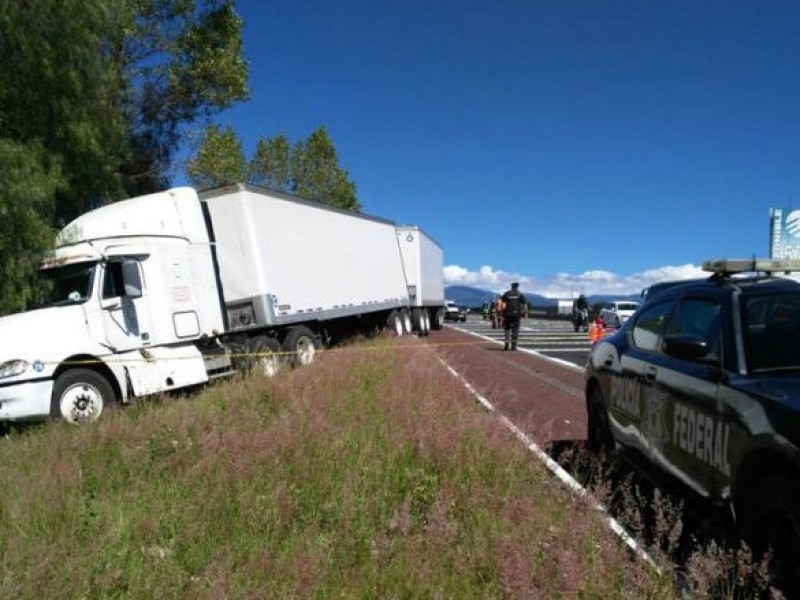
[444, 285, 641, 309]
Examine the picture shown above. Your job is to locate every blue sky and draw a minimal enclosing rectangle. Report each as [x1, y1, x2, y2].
[174, 0, 800, 298]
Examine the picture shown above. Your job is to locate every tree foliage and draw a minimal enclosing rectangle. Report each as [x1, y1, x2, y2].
[186, 124, 246, 190]
[0, 0, 128, 224]
[108, 0, 249, 199]
[249, 133, 291, 192]
[0, 0, 248, 313]
[289, 127, 360, 211]
[189, 125, 361, 211]
[0, 0, 249, 224]
[0, 140, 60, 315]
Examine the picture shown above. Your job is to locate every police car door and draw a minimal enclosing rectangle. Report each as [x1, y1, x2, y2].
[649, 296, 725, 500]
[616, 298, 676, 457]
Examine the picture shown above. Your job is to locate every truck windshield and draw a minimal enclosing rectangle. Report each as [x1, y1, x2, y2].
[743, 292, 800, 372]
[40, 263, 96, 306]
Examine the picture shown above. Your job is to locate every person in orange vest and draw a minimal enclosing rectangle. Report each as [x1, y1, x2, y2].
[493, 295, 504, 329]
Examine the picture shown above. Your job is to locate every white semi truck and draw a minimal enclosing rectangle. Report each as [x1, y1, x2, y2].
[0, 184, 444, 424]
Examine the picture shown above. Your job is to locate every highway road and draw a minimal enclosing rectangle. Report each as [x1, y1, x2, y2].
[442, 314, 595, 368]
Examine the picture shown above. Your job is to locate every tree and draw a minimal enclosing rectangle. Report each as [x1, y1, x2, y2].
[249, 133, 291, 192]
[186, 124, 246, 189]
[0, 140, 60, 315]
[0, 0, 249, 224]
[0, 0, 249, 317]
[0, 0, 129, 224]
[191, 125, 361, 210]
[290, 127, 360, 211]
[108, 0, 249, 200]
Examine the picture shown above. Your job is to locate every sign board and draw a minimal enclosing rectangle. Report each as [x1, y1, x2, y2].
[769, 208, 800, 259]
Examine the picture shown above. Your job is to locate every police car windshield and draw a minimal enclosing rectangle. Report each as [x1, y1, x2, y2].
[743, 292, 800, 372]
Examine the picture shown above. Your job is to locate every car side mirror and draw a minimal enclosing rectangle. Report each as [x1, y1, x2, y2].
[121, 259, 143, 298]
[663, 334, 710, 361]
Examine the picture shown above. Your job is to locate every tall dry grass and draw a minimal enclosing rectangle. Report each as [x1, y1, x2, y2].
[0, 336, 681, 598]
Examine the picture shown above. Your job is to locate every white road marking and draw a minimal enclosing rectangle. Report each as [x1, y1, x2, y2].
[436, 353, 660, 573]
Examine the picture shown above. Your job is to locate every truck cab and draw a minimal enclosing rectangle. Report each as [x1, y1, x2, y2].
[0, 188, 225, 423]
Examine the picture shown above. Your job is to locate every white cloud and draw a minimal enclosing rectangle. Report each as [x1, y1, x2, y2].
[443, 264, 535, 293]
[443, 263, 707, 298]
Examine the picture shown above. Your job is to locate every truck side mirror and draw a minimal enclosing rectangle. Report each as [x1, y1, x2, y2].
[121, 259, 143, 298]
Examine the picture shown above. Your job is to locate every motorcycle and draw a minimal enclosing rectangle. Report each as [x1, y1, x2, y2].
[573, 307, 590, 332]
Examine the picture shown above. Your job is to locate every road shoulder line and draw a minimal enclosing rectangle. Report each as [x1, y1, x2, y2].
[436, 354, 660, 572]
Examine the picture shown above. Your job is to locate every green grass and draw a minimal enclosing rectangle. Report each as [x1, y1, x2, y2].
[0, 337, 680, 598]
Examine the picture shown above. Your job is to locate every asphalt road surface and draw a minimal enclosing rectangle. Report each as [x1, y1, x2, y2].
[443, 314, 594, 368]
[425, 316, 589, 446]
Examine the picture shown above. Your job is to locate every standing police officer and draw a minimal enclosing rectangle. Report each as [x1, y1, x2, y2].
[501, 282, 527, 351]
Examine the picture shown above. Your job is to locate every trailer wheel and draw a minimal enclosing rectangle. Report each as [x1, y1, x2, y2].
[387, 310, 404, 336]
[422, 311, 431, 335]
[283, 326, 319, 367]
[246, 335, 284, 377]
[411, 308, 425, 335]
[401, 309, 413, 335]
[50, 369, 114, 424]
[431, 307, 445, 330]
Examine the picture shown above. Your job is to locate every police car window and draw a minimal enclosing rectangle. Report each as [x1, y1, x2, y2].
[666, 299, 721, 359]
[744, 293, 800, 372]
[631, 300, 673, 351]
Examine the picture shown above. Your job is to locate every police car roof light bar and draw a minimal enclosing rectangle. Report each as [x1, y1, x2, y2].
[702, 258, 800, 277]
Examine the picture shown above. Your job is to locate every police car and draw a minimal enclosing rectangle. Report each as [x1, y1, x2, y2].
[585, 258, 800, 595]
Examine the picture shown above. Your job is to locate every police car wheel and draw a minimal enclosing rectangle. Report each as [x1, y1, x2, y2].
[741, 474, 800, 597]
[587, 387, 614, 455]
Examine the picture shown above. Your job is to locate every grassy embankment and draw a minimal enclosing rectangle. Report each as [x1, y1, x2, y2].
[0, 335, 737, 598]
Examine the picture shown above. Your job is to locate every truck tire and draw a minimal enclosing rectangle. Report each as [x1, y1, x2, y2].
[246, 335, 284, 377]
[283, 326, 319, 367]
[412, 308, 429, 336]
[412, 308, 423, 333]
[387, 310, 404, 336]
[431, 307, 445, 330]
[51, 369, 114, 424]
[739, 474, 800, 598]
[401, 309, 413, 335]
[423, 311, 432, 334]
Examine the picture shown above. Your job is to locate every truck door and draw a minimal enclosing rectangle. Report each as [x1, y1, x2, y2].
[100, 258, 152, 352]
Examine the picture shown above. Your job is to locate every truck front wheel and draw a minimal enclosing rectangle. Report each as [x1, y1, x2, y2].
[283, 326, 319, 367]
[50, 369, 114, 424]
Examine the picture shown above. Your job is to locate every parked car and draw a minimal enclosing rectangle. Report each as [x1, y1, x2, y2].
[444, 300, 467, 322]
[584, 258, 800, 597]
[599, 300, 640, 328]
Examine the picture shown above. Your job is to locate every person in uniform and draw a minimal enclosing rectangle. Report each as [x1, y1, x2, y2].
[501, 282, 527, 350]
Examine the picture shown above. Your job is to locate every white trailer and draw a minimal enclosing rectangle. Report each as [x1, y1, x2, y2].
[395, 226, 445, 331]
[0, 184, 443, 424]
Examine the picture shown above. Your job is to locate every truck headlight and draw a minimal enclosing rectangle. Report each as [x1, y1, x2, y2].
[0, 360, 29, 380]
